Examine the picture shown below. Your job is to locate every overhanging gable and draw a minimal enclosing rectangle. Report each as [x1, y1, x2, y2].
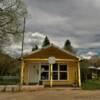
[23, 44, 79, 60]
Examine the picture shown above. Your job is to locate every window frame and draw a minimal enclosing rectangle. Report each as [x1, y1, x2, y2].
[41, 63, 50, 80]
[40, 63, 68, 81]
[58, 63, 68, 80]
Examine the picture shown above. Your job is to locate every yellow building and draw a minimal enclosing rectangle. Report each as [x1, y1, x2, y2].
[21, 44, 81, 87]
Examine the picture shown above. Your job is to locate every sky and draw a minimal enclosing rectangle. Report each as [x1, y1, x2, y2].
[24, 0, 100, 49]
[4, 0, 100, 57]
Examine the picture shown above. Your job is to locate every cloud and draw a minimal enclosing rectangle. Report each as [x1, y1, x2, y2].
[3, 0, 100, 57]
[3, 32, 46, 57]
[23, 0, 100, 49]
[79, 51, 97, 59]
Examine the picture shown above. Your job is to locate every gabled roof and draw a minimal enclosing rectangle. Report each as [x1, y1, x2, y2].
[23, 44, 79, 60]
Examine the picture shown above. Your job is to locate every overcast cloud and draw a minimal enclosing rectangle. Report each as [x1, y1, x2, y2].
[3, 0, 100, 57]
[24, 0, 100, 48]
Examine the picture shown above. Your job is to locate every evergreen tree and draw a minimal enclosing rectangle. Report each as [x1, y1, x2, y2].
[32, 44, 38, 51]
[42, 36, 50, 47]
[64, 40, 75, 53]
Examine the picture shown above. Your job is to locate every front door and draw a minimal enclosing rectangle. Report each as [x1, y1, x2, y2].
[28, 64, 39, 84]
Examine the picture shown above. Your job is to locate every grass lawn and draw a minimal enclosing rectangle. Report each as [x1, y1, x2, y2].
[82, 80, 100, 90]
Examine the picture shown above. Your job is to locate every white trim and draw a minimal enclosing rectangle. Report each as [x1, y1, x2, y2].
[24, 58, 78, 62]
[59, 63, 68, 81]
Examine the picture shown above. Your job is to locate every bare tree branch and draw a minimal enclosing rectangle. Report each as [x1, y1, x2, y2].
[0, 0, 27, 49]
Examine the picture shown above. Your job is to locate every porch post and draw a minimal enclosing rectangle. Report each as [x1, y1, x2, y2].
[50, 64, 53, 87]
[48, 57, 55, 87]
[21, 59, 24, 85]
[78, 61, 81, 87]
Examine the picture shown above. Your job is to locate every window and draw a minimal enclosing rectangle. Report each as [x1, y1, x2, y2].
[60, 64, 67, 71]
[41, 64, 49, 80]
[41, 72, 49, 80]
[59, 64, 67, 80]
[41, 63, 68, 80]
[53, 72, 58, 80]
[53, 63, 58, 71]
[41, 65, 49, 71]
[52, 63, 67, 80]
[53, 64, 58, 80]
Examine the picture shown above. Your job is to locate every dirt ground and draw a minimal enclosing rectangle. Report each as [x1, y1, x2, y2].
[0, 88, 100, 100]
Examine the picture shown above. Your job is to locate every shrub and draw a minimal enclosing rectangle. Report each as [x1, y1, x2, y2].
[82, 80, 100, 90]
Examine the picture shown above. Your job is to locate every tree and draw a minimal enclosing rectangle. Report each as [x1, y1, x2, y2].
[32, 44, 38, 51]
[0, 52, 20, 76]
[0, 0, 27, 50]
[89, 56, 100, 67]
[42, 36, 50, 47]
[64, 40, 75, 53]
[80, 59, 91, 82]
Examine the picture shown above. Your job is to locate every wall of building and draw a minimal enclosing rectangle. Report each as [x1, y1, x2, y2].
[23, 61, 79, 86]
[42, 61, 78, 86]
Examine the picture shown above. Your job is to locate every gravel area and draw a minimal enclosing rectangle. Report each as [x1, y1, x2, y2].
[0, 88, 100, 100]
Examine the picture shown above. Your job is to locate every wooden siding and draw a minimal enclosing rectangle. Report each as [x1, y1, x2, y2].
[23, 61, 79, 86]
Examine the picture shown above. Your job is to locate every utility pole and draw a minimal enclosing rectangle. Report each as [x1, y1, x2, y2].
[19, 17, 26, 91]
[21, 17, 26, 58]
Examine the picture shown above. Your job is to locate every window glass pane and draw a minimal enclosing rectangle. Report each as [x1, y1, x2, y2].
[53, 63, 58, 71]
[60, 64, 67, 71]
[41, 72, 49, 80]
[60, 72, 67, 80]
[41, 64, 49, 71]
[53, 72, 58, 80]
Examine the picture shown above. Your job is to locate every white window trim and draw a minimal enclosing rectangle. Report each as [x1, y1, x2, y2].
[58, 63, 68, 81]
[40, 63, 69, 81]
